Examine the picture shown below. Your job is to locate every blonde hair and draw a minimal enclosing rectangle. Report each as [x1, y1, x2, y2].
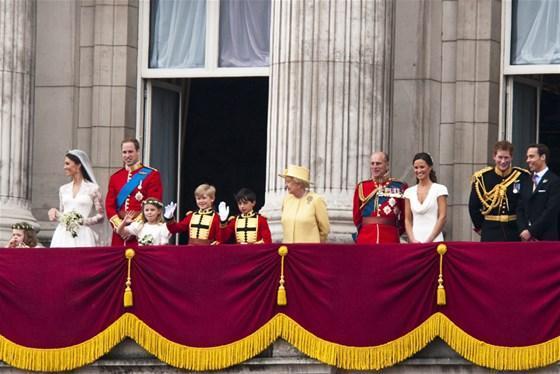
[194, 184, 216, 199]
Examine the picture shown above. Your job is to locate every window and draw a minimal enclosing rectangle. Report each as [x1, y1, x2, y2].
[140, 0, 270, 78]
[149, 0, 207, 68]
[504, 0, 560, 74]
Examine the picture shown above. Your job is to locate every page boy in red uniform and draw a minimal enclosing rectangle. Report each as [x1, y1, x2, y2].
[164, 184, 222, 245]
[219, 188, 272, 244]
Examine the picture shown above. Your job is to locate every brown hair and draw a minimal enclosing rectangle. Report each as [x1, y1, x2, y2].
[65, 152, 93, 183]
[121, 138, 141, 150]
[12, 222, 39, 247]
[412, 152, 437, 183]
[493, 140, 514, 156]
[528, 143, 551, 162]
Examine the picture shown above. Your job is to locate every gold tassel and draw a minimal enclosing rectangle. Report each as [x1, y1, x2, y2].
[277, 246, 288, 306]
[124, 248, 135, 307]
[436, 243, 447, 306]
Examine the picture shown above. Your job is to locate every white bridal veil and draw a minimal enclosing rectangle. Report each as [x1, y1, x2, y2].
[67, 149, 111, 246]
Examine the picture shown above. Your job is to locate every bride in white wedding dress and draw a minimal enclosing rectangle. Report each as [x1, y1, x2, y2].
[48, 150, 108, 247]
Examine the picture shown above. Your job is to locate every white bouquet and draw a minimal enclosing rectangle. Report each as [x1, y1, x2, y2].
[60, 211, 83, 238]
[139, 234, 154, 246]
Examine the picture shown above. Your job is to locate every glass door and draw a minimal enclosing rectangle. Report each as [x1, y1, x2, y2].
[505, 76, 541, 166]
[144, 80, 183, 208]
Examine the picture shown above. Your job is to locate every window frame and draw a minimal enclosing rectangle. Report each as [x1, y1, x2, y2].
[502, 0, 560, 75]
[138, 0, 270, 78]
[504, 75, 542, 142]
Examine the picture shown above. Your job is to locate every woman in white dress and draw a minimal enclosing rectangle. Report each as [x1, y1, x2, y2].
[403, 152, 448, 243]
[48, 150, 107, 247]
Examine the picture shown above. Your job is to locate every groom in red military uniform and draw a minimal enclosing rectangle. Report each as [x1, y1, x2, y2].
[106, 138, 163, 246]
[353, 152, 408, 244]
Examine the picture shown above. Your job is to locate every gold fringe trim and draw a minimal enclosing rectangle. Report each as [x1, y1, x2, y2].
[2, 312, 560, 371]
[0, 313, 130, 372]
[438, 313, 560, 371]
[279, 313, 439, 370]
[127, 313, 282, 371]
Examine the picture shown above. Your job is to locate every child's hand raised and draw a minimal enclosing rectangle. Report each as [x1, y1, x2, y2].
[124, 211, 137, 224]
[218, 201, 229, 222]
[164, 202, 177, 220]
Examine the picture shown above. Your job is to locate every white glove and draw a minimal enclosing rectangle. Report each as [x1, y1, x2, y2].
[164, 201, 177, 220]
[218, 201, 230, 222]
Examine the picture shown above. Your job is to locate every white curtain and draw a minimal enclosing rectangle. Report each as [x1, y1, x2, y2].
[219, 0, 270, 67]
[512, 0, 560, 65]
[150, 0, 206, 68]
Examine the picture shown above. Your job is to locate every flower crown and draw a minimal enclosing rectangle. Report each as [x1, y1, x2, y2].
[12, 222, 34, 231]
[142, 198, 163, 209]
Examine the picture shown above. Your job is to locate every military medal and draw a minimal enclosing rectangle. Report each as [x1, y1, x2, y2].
[513, 182, 520, 194]
[135, 180, 144, 201]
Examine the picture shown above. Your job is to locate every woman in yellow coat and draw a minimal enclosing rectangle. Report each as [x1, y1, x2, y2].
[279, 165, 330, 243]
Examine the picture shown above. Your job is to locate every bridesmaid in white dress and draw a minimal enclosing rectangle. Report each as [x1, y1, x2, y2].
[116, 198, 170, 246]
[403, 152, 448, 243]
[48, 150, 107, 247]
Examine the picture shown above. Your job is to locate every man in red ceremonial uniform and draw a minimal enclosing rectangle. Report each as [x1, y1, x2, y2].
[106, 138, 163, 246]
[353, 152, 408, 244]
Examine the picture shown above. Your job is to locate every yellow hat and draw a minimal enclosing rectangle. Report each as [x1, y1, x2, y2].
[278, 165, 311, 184]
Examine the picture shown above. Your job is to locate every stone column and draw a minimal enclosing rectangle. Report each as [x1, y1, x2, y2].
[263, 0, 394, 242]
[0, 0, 37, 242]
[449, 0, 502, 241]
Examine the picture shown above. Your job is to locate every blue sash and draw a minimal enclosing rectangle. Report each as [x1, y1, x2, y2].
[116, 167, 154, 210]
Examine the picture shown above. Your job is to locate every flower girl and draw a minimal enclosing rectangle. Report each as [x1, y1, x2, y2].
[117, 198, 171, 246]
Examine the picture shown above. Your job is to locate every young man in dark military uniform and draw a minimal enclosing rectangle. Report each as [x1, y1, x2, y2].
[468, 141, 530, 241]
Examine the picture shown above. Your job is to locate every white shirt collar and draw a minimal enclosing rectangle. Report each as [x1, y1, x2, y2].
[535, 167, 548, 179]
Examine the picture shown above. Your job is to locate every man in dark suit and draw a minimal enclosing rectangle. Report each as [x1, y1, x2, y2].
[517, 144, 560, 241]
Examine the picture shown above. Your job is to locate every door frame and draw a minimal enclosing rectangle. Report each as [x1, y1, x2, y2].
[504, 75, 542, 142]
[142, 79, 184, 237]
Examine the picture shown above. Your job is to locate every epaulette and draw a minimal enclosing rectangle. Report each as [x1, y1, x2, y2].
[473, 166, 493, 178]
[513, 166, 530, 175]
[228, 216, 236, 222]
